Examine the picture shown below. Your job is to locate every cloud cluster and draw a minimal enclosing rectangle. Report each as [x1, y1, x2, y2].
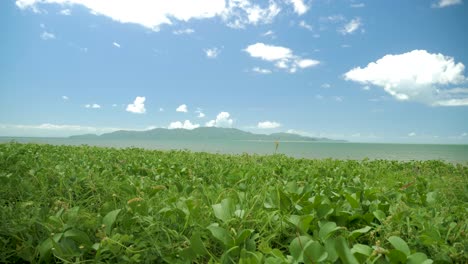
[206, 112, 233, 127]
[176, 104, 188, 112]
[432, 0, 462, 8]
[85, 103, 101, 109]
[126, 96, 146, 113]
[40, 31, 55, 40]
[244, 42, 319, 73]
[168, 120, 200, 130]
[16, 0, 309, 31]
[344, 50, 468, 106]
[257, 121, 281, 129]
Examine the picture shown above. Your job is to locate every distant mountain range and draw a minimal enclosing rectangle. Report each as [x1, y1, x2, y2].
[70, 127, 345, 142]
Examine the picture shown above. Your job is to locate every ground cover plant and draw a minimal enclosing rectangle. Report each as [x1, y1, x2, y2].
[0, 143, 467, 263]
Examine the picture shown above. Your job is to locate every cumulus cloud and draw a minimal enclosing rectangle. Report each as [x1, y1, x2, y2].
[344, 50, 468, 106]
[15, 0, 297, 31]
[173, 28, 195, 35]
[113, 42, 121, 48]
[126, 96, 146, 114]
[40, 31, 55, 40]
[85, 103, 101, 109]
[205, 111, 233, 127]
[257, 121, 281, 129]
[244, 42, 319, 73]
[204, 47, 220, 58]
[340, 17, 362, 35]
[288, 0, 309, 15]
[176, 104, 188, 112]
[195, 108, 205, 118]
[168, 120, 200, 130]
[432, 0, 462, 8]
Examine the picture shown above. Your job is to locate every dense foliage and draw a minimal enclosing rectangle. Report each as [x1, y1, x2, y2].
[0, 143, 466, 263]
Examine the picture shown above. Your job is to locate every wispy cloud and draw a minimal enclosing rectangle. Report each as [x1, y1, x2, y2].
[204, 47, 220, 59]
[59, 9, 71, 15]
[432, 0, 463, 8]
[340, 18, 362, 35]
[85, 103, 101, 109]
[288, 0, 309, 15]
[173, 28, 195, 35]
[298, 20, 313, 31]
[62, 95, 69, 100]
[252, 67, 272, 74]
[40, 31, 55, 40]
[113, 42, 121, 48]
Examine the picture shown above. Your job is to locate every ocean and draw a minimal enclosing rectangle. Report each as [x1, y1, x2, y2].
[1, 137, 467, 163]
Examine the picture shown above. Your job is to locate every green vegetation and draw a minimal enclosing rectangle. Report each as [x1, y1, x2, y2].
[0, 143, 466, 263]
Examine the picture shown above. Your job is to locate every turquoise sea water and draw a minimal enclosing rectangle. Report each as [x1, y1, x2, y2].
[1, 137, 467, 163]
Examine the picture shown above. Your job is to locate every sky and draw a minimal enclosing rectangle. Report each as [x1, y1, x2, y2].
[1, 0, 468, 143]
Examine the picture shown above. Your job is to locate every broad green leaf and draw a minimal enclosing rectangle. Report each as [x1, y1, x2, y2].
[102, 209, 121, 236]
[407, 252, 433, 264]
[388, 236, 411, 256]
[207, 224, 234, 248]
[190, 232, 208, 256]
[63, 229, 92, 245]
[212, 198, 235, 223]
[236, 229, 253, 245]
[388, 249, 407, 263]
[288, 214, 313, 234]
[334, 237, 359, 264]
[345, 193, 360, 208]
[351, 244, 373, 257]
[289, 236, 312, 262]
[303, 240, 328, 263]
[373, 210, 386, 223]
[319, 222, 342, 241]
[349, 226, 372, 240]
[316, 204, 334, 219]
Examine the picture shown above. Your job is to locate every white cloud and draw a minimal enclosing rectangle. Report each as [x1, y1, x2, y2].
[321, 83, 331, 88]
[59, 8, 71, 15]
[173, 28, 195, 35]
[333, 96, 343, 102]
[113, 42, 121, 48]
[126, 96, 146, 114]
[204, 47, 220, 58]
[289, 0, 308, 15]
[176, 104, 188, 112]
[462, 132, 467, 137]
[159, 107, 164, 112]
[244, 42, 319, 73]
[225, 0, 281, 28]
[168, 120, 200, 130]
[62, 95, 69, 100]
[252, 67, 272, 74]
[261, 30, 275, 37]
[344, 50, 468, 106]
[432, 0, 462, 8]
[257, 121, 281, 129]
[112, 104, 117, 107]
[16, 0, 298, 31]
[362, 85, 370, 91]
[350, 3, 365, 8]
[85, 103, 101, 109]
[298, 20, 313, 31]
[408, 132, 416, 137]
[40, 31, 55, 40]
[195, 108, 205, 118]
[341, 44, 351, 48]
[205, 111, 233, 127]
[315, 94, 324, 100]
[340, 17, 362, 35]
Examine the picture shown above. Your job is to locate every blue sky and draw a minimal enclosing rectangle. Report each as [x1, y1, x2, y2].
[1, 0, 467, 143]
